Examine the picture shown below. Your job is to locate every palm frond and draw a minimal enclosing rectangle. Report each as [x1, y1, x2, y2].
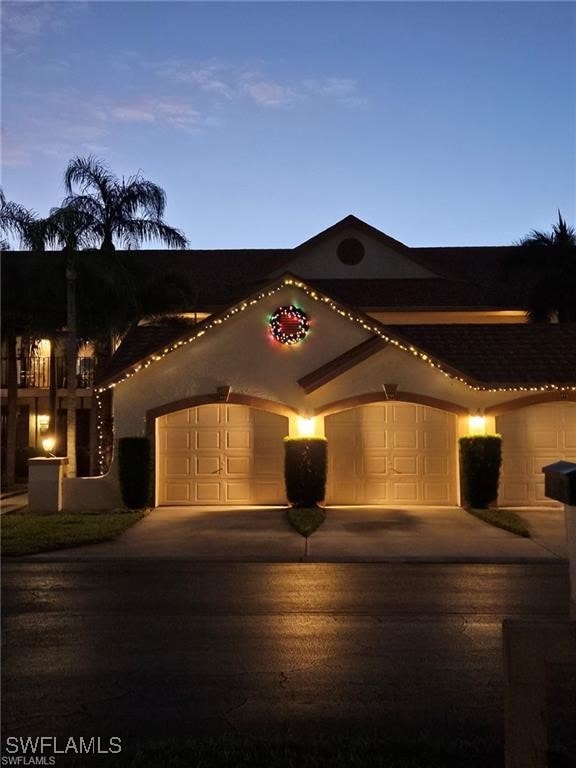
[118, 177, 167, 219]
[64, 155, 117, 203]
[116, 218, 188, 249]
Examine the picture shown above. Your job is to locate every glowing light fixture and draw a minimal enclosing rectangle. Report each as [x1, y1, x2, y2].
[297, 416, 315, 437]
[468, 415, 487, 435]
[42, 436, 56, 455]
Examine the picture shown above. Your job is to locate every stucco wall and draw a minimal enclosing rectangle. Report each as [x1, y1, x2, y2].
[273, 225, 437, 279]
[63, 281, 567, 510]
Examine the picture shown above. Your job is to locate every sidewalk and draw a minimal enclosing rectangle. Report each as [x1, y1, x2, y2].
[0, 488, 28, 515]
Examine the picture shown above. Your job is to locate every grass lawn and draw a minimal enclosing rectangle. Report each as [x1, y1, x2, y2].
[467, 507, 531, 538]
[286, 506, 326, 537]
[1, 511, 145, 556]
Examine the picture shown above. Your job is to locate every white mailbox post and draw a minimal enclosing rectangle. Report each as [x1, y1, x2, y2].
[28, 457, 68, 513]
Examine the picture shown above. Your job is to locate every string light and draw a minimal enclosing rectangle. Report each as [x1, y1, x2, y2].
[95, 276, 576, 396]
[93, 275, 576, 465]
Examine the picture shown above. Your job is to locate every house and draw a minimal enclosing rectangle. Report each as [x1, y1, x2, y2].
[3, 215, 575, 508]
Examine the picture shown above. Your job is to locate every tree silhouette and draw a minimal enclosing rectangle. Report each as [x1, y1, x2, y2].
[56, 156, 188, 475]
[512, 211, 576, 323]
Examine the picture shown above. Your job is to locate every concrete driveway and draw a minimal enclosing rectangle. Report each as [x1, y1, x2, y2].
[30, 504, 568, 562]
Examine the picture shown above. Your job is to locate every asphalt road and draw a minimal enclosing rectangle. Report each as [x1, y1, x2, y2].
[2, 562, 574, 759]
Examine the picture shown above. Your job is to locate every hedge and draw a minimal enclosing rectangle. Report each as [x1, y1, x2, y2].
[284, 437, 328, 507]
[118, 437, 152, 509]
[459, 435, 502, 509]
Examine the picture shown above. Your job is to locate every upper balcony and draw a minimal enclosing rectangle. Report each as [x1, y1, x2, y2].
[1, 354, 94, 390]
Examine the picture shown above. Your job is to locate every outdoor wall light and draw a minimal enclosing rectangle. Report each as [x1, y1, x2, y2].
[42, 436, 56, 456]
[468, 414, 487, 435]
[297, 416, 315, 437]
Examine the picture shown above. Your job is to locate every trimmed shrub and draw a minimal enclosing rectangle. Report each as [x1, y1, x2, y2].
[284, 437, 328, 507]
[118, 437, 152, 509]
[459, 435, 502, 509]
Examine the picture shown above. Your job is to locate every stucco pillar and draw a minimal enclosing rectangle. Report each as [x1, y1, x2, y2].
[28, 457, 68, 512]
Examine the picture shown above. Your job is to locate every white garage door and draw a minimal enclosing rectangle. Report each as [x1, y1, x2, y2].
[157, 404, 288, 505]
[325, 403, 458, 505]
[496, 402, 576, 506]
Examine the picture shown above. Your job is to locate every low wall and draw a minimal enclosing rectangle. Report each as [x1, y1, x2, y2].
[63, 472, 122, 512]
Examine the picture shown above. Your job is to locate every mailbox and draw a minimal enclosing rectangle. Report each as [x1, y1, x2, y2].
[542, 461, 576, 505]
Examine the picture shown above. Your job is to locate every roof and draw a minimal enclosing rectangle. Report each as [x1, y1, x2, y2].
[385, 323, 576, 386]
[97, 275, 576, 389]
[1, 244, 529, 311]
[304, 278, 524, 310]
[294, 214, 411, 254]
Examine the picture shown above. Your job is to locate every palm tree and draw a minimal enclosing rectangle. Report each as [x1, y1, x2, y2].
[0, 191, 45, 486]
[57, 156, 188, 475]
[43, 206, 95, 477]
[513, 211, 576, 322]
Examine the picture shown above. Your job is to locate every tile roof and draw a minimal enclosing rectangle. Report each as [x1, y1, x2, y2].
[99, 313, 576, 390]
[385, 324, 576, 385]
[3, 242, 531, 311]
[304, 278, 524, 309]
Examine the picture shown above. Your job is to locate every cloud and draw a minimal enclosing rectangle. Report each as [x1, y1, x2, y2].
[103, 99, 202, 129]
[155, 58, 365, 110]
[1, 91, 206, 169]
[1, 2, 85, 49]
[303, 77, 366, 107]
[155, 60, 234, 99]
[240, 79, 299, 108]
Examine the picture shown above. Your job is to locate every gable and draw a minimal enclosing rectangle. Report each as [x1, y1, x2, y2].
[273, 216, 440, 280]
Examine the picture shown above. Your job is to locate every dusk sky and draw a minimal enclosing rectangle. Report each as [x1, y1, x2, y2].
[2, 1, 574, 249]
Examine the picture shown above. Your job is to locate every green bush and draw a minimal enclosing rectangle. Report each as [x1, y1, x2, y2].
[118, 437, 152, 509]
[284, 437, 327, 507]
[459, 435, 502, 509]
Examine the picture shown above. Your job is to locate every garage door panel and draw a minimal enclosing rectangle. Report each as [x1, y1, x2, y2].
[392, 430, 417, 449]
[195, 406, 221, 426]
[165, 430, 191, 451]
[225, 482, 251, 502]
[226, 456, 250, 475]
[365, 480, 388, 503]
[424, 455, 447, 475]
[391, 482, 419, 503]
[253, 481, 285, 504]
[391, 404, 418, 425]
[165, 483, 191, 503]
[226, 405, 251, 425]
[255, 455, 283, 475]
[530, 431, 561, 450]
[423, 429, 450, 450]
[392, 456, 417, 475]
[196, 430, 221, 450]
[164, 410, 190, 426]
[326, 403, 457, 505]
[165, 456, 190, 476]
[157, 404, 287, 505]
[195, 455, 220, 475]
[424, 482, 451, 503]
[362, 430, 387, 449]
[497, 403, 576, 506]
[195, 482, 222, 502]
[363, 455, 388, 474]
[226, 430, 251, 450]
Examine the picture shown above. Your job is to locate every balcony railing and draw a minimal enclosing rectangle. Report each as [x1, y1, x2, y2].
[1, 356, 94, 389]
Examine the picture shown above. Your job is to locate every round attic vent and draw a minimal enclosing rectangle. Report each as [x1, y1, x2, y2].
[337, 237, 365, 265]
